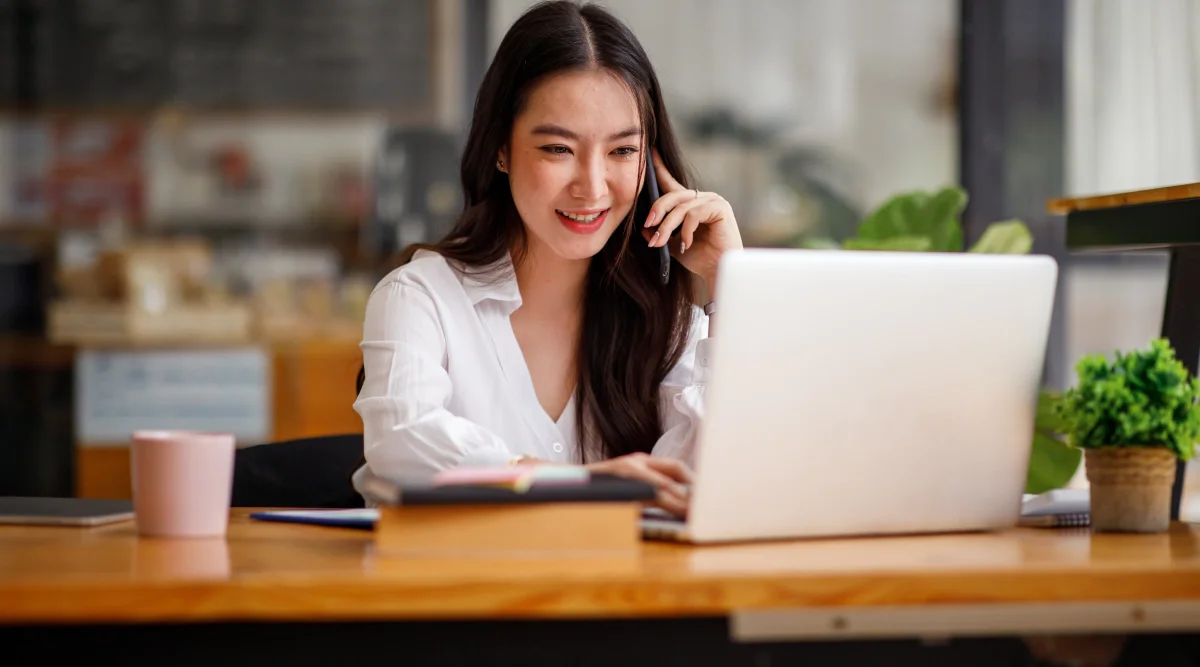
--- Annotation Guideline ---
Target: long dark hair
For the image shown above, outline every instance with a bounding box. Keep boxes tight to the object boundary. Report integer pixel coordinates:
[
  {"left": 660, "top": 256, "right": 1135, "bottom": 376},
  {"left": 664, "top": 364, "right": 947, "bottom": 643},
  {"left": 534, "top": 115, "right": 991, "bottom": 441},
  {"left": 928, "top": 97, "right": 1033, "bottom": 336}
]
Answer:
[{"left": 358, "top": 0, "right": 695, "bottom": 462}]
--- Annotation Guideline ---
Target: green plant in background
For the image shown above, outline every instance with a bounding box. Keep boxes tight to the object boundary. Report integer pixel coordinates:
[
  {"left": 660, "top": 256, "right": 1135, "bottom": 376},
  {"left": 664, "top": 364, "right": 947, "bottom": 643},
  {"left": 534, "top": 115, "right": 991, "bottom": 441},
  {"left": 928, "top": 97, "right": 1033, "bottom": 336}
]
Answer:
[
  {"left": 841, "top": 186, "right": 965, "bottom": 252},
  {"left": 1056, "top": 338, "right": 1200, "bottom": 460},
  {"left": 1027, "top": 391, "right": 1081, "bottom": 495},
  {"left": 836, "top": 185, "right": 1034, "bottom": 254},
  {"left": 813, "top": 185, "right": 1080, "bottom": 494}
]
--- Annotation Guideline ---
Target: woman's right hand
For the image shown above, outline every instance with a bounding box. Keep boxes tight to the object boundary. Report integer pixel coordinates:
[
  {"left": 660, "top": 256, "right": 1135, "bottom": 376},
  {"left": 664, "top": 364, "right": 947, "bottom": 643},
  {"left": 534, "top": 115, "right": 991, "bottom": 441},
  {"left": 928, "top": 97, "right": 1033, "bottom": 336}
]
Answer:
[{"left": 585, "top": 452, "right": 692, "bottom": 517}]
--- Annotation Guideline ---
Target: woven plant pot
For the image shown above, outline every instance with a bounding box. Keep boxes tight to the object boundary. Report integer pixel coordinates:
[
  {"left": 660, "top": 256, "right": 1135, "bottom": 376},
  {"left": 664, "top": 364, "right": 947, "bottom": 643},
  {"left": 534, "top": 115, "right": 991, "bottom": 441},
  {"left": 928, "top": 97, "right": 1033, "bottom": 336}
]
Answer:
[{"left": 1085, "top": 447, "right": 1177, "bottom": 533}]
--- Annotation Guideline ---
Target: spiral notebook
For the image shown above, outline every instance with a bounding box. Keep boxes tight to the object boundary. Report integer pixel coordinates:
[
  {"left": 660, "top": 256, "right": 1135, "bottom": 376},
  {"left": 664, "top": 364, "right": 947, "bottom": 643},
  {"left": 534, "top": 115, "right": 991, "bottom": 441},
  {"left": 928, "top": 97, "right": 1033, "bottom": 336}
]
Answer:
[
  {"left": 1018, "top": 512, "right": 1090, "bottom": 528},
  {"left": 1018, "top": 489, "right": 1090, "bottom": 528}
]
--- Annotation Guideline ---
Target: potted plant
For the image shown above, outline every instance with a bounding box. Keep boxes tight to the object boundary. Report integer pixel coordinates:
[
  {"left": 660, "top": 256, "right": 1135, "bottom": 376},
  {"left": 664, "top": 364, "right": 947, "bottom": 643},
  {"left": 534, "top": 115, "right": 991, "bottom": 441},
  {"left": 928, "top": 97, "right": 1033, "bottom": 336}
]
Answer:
[
  {"left": 1055, "top": 338, "right": 1200, "bottom": 532},
  {"left": 803, "top": 185, "right": 1083, "bottom": 494}
]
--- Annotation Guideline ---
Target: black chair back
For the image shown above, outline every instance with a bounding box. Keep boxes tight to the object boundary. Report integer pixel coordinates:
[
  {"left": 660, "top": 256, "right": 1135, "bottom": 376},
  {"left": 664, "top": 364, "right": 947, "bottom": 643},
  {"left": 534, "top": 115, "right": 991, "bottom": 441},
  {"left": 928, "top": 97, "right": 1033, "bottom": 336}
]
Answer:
[{"left": 232, "top": 433, "right": 365, "bottom": 508}]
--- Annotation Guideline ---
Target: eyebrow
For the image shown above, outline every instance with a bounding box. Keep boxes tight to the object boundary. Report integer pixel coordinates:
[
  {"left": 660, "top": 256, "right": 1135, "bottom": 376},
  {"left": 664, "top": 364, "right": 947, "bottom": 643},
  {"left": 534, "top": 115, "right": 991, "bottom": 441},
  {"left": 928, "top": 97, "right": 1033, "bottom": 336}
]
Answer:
[{"left": 530, "top": 124, "right": 642, "bottom": 142}]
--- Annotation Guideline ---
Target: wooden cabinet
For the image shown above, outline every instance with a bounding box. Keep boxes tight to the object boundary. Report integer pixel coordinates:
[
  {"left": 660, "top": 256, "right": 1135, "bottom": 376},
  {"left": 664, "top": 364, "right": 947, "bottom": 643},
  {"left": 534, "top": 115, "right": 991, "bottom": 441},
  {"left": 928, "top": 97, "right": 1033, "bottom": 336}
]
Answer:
[
  {"left": 76, "top": 339, "right": 363, "bottom": 499},
  {"left": 271, "top": 340, "right": 365, "bottom": 443}
]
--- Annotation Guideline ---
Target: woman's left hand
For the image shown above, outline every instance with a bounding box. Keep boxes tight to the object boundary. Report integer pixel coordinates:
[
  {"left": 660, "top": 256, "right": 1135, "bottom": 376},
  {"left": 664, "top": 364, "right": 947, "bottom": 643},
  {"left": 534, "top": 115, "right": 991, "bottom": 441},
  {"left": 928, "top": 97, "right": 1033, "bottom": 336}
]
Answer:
[
  {"left": 585, "top": 452, "right": 692, "bottom": 517},
  {"left": 643, "top": 149, "right": 744, "bottom": 293}
]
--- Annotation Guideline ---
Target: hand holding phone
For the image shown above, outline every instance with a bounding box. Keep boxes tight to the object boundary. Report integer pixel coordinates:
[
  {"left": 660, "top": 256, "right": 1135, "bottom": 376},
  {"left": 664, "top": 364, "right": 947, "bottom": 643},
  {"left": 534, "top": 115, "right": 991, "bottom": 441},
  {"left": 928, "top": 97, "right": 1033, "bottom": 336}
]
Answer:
[
  {"left": 637, "top": 150, "right": 744, "bottom": 295},
  {"left": 635, "top": 153, "right": 671, "bottom": 285}
]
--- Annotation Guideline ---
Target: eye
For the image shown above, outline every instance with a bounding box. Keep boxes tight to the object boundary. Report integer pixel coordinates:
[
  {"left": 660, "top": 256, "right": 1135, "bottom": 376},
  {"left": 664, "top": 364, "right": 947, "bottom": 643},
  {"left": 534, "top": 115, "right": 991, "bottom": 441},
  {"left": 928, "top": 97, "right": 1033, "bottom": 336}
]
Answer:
[
  {"left": 612, "top": 146, "right": 639, "bottom": 157},
  {"left": 539, "top": 145, "right": 571, "bottom": 155}
]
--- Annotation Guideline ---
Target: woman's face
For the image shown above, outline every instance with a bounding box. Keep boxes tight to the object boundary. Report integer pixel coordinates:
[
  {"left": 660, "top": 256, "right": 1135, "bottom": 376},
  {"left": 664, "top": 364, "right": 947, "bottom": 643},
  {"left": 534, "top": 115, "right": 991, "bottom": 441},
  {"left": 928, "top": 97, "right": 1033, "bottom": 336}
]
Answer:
[{"left": 506, "top": 68, "right": 643, "bottom": 263}]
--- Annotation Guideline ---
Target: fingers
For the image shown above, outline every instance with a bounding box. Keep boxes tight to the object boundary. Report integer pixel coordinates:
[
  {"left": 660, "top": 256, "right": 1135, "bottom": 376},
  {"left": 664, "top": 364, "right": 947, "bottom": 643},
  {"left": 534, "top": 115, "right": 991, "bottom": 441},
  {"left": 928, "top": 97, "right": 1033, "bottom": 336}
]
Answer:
[
  {"left": 643, "top": 456, "right": 693, "bottom": 485},
  {"left": 676, "top": 206, "right": 707, "bottom": 253},
  {"left": 651, "top": 197, "right": 710, "bottom": 249},
  {"left": 651, "top": 148, "right": 685, "bottom": 192},
  {"left": 645, "top": 148, "right": 726, "bottom": 252},
  {"left": 655, "top": 486, "right": 689, "bottom": 517},
  {"left": 627, "top": 464, "right": 688, "bottom": 499},
  {"left": 631, "top": 466, "right": 688, "bottom": 516},
  {"left": 644, "top": 187, "right": 696, "bottom": 233},
  {"left": 623, "top": 459, "right": 691, "bottom": 517},
  {"left": 587, "top": 454, "right": 692, "bottom": 518}
]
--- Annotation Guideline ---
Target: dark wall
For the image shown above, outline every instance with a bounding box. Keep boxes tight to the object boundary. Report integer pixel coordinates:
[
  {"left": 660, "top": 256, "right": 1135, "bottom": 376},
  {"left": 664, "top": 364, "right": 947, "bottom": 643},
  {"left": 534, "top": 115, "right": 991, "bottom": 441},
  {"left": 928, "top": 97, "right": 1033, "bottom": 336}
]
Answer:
[{"left": 959, "top": 0, "right": 1067, "bottom": 388}]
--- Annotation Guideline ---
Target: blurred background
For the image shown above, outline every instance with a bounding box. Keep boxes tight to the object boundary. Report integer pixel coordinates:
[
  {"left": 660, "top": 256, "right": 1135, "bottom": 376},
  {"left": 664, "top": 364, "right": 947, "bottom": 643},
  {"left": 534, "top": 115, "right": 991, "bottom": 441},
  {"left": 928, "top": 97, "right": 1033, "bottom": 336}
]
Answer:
[{"left": 0, "top": 0, "right": 1195, "bottom": 508}]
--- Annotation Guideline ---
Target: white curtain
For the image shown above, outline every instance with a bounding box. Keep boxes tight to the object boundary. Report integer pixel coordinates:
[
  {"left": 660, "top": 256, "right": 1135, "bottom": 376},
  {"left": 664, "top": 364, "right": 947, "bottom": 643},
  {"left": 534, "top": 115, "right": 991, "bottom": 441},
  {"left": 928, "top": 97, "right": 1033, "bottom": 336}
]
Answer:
[
  {"left": 1067, "top": 0, "right": 1200, "bottom": 195},
  {"left": 1064, "top": 1, "right": 1200, "bottom": 511}
]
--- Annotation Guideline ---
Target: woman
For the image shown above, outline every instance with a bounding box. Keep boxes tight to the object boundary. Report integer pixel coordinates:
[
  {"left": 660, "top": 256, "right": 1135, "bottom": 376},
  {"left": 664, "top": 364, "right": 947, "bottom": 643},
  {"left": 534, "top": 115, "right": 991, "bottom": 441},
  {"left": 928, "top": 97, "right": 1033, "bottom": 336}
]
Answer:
[{"left": 353, "top": 1, "right": 743, "bottom": 516}]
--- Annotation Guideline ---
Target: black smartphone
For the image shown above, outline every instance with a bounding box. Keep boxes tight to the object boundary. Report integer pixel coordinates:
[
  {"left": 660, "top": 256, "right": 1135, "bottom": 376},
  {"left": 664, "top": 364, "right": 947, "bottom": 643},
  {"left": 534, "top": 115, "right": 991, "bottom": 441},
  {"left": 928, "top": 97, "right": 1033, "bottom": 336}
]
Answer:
[{"left": 635, "top": 153, "right": 671, "bottom": 284}]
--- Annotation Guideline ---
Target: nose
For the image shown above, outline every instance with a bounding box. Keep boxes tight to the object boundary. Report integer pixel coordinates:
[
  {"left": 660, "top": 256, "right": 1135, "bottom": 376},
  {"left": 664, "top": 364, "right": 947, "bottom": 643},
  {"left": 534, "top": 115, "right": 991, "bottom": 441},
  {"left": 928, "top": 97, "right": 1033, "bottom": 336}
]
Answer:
[{"left": 570, "top": 152, "right": 608, "bottom": 202}]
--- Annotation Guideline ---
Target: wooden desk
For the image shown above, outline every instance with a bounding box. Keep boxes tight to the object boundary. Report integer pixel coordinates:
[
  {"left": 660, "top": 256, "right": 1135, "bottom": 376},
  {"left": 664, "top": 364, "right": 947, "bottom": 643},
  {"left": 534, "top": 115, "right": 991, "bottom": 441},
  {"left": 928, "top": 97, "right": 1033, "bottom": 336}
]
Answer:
[
  {"left": 2, "top": 511, "right": 1200, "bottom": 625},
  {"left": 4, "top": 512, "right": 1200, "bottom": 664}
]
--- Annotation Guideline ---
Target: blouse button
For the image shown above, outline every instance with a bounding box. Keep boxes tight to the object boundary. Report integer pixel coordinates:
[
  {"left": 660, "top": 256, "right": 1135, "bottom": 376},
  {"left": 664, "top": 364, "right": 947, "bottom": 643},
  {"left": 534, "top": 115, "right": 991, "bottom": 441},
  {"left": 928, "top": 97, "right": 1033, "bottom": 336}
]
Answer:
[{"left": 552, "top": 442, "right": 564, "bottom": 453}]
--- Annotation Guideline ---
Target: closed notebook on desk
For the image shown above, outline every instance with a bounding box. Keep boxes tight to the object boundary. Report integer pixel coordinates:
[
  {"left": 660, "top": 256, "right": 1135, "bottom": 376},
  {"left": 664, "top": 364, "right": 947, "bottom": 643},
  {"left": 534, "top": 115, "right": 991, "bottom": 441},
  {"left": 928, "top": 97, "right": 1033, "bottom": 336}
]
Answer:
[
  {"left": 359, "top": 469, "right": 656, "bottom": 505},
  {"left": 358, "top": 469, "right": 655, "bottom": 556},
  {"left": 0, "top": 497, "right": 133, "bottom": 526}
]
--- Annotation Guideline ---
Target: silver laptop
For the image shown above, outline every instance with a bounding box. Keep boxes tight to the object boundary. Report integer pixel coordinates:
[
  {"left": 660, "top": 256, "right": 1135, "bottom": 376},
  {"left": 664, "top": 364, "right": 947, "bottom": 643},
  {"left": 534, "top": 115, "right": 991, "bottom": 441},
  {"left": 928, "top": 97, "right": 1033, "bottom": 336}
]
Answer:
[{"left": 641, "top": 248, "right": 1058, "bottom": 543}]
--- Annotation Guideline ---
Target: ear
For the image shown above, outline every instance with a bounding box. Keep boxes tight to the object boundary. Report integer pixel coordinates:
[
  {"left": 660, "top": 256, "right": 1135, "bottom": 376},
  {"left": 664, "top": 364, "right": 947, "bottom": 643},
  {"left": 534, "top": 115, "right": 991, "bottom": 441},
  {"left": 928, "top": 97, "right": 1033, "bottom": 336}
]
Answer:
[{"left": 496, "top": 147, "right": 509, "bottom": 173}]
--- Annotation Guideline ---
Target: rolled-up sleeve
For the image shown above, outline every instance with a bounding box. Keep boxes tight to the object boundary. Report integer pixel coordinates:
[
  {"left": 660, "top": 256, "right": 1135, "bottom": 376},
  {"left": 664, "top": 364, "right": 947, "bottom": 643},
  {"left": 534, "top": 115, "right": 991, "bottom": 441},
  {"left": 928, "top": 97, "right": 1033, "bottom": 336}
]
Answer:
[
  {"left": 650, "top": 308, "right": 710, "bottom": 468},
  {"left": 353, "top": 279, "right": 514, "bottom": 484}
]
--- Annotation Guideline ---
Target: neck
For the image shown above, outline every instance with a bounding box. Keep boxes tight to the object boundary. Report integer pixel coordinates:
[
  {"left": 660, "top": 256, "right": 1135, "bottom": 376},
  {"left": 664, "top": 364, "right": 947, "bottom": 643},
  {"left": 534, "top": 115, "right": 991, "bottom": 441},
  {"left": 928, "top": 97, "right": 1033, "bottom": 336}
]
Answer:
[{"left": 514, "top": 240, "right": 589, "bottom": 314}]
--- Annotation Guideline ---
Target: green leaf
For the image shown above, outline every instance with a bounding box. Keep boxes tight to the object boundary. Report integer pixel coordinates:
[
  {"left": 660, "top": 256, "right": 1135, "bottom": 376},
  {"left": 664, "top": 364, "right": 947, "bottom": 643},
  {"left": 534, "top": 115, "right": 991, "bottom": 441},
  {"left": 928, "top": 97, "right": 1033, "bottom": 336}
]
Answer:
[
  {"left": 923, "top": 187, "right": 968, "bottom": 251},
  {"left": 969, "top": 220, "right": 1034, "bottom": 254},
  {"left": 856, "top": 186, "right": 967, "bottom": 252},
  {"left": 1027, "top": 391, "right": 1081, "bottom": 494},
  {"left": 1026, "top": 432, "right": 1082, "bottom": 494},
  {"left": 1036, "top": 390, "right": 1067, "bottom": 434},
  {"left": 856, "top": 191, "right": 927, "bottom": 241},
  {"left": 842, "top": 236, "right": 932, "bottom": 251},
  {"left": 798, "top": 237, "right": 842, "bottom": 250}
]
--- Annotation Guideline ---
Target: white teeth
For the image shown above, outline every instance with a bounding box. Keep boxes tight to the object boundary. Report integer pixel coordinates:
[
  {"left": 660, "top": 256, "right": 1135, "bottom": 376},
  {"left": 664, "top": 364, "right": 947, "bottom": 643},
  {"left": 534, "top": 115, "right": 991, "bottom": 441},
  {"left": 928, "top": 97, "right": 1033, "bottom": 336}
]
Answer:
[{"left": 558, "top": 210, "right": 602, "bottom": 223}]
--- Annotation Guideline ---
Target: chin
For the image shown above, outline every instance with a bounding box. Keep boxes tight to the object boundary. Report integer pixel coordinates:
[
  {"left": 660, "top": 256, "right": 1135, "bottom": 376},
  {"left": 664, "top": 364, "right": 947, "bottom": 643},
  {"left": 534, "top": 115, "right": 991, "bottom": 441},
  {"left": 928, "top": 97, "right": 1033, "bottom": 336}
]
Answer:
[
  {"left": 549, "top": 235, "right": 610, "bottom": 261},
  {"left": 536, "top": 221, "right": 623, "bottom": 261},
  {"left": 524, "top": 208, "right": 630, "bottom": 263}
]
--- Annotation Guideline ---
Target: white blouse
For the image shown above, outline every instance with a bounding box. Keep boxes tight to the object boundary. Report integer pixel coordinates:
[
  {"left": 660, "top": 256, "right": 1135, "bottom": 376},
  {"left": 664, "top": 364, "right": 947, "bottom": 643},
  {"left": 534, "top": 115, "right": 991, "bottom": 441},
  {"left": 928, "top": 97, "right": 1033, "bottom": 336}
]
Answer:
[{"left": 352, "top": 249, "right": 709, "bottom": 492}]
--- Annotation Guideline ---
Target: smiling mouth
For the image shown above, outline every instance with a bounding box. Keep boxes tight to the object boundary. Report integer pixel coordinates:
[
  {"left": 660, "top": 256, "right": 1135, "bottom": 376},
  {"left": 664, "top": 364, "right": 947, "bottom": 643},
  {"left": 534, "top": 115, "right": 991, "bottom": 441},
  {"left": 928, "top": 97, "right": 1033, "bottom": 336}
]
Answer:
[
  {"left": 557, "top": 209, "right": 604, "bottom": 223},
  {"left": 556, "top": 209, "right": 608, "bottom": 233}
]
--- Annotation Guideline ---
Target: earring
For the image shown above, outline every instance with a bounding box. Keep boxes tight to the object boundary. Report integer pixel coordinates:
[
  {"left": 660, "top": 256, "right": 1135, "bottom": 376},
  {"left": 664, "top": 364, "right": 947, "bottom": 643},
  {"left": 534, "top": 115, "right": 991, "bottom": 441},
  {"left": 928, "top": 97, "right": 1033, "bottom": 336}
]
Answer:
[{"left": 496, "top": 159, "right": 505, "bottom": 172}]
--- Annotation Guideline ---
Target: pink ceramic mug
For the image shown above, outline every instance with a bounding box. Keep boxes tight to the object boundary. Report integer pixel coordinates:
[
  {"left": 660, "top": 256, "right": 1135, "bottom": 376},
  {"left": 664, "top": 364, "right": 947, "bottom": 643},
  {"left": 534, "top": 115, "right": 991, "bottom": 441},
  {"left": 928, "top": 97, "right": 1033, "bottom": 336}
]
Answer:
[{"left": 130, "top": 430, "right": 236, "bottom": 538}]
